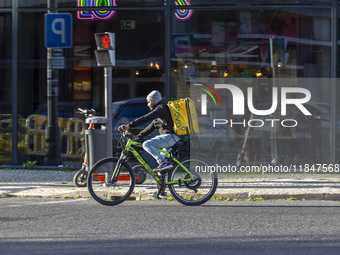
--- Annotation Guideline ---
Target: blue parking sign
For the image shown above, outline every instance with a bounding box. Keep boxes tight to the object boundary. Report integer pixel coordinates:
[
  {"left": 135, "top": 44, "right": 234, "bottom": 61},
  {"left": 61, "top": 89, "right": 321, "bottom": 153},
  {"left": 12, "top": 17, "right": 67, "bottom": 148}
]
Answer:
[{"left": 45, "top": 13, "right": 72, "bottom": 48}]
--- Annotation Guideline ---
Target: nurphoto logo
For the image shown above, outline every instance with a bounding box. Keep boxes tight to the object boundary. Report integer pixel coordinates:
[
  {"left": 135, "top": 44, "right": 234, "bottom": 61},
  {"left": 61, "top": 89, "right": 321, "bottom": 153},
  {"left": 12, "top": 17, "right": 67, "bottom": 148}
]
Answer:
[{"left": 194, "top": 83, "right": 312, "bottom": 128}]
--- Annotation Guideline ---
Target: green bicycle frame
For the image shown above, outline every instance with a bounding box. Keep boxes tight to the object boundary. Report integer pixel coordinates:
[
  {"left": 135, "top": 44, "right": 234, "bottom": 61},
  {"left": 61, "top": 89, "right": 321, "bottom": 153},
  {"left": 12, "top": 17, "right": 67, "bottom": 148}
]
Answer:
[{"left": 120, "top": 138, "right": 195, "bottom": 185}]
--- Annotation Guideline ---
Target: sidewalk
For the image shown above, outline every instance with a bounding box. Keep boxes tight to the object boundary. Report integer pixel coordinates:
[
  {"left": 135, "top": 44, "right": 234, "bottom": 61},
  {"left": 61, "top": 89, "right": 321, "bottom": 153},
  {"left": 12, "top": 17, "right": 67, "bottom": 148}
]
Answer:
[{"left": 1, "top": 169, "right": 340, "bottom": 201}]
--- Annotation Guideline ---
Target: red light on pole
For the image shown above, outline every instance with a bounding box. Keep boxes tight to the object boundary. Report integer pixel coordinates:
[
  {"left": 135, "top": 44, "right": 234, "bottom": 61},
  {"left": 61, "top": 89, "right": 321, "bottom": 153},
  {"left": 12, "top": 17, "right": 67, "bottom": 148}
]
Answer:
[
  {"left": 102, "top": 34, "right": 110, "bottom": 49},
  {"left": 94, "top": 32, "right": 115, "bottom": 50}
]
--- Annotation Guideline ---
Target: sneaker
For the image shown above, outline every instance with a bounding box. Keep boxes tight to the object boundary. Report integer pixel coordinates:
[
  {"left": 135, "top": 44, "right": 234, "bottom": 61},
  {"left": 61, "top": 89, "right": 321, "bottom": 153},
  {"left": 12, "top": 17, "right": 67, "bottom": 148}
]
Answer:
[
  {"left": 153, "top": 161, "right": 173, "bottom": 172},
  {"left": 149, "top": 191, "right": 168, "bottom": 199}
]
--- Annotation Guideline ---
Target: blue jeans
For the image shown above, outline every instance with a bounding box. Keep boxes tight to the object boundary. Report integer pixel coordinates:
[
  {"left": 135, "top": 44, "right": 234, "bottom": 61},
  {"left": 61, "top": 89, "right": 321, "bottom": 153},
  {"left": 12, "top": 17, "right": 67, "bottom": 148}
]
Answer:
[{"left": 143, "top": 134, "right": 180, "bottom": 164}]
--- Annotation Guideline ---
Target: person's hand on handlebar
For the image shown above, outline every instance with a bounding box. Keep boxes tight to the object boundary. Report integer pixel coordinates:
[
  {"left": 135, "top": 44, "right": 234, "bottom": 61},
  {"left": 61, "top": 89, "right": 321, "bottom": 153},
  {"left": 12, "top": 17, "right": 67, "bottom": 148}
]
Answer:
[
  {"left": 118, "top": 124, "right": 129, "bottom": 132},
  {"left": 118, "top": 125, "right": 139, "bottom": 140},
  {"left": 131, "top": 135, "right": 139, "bottom": 141}
]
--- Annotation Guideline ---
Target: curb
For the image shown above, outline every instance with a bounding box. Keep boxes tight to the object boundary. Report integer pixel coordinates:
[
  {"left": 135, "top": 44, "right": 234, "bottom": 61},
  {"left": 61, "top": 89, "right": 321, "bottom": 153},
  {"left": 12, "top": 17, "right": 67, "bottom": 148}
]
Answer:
[{"left": 2, "top": 188, "right": 340, "bottom": 201}]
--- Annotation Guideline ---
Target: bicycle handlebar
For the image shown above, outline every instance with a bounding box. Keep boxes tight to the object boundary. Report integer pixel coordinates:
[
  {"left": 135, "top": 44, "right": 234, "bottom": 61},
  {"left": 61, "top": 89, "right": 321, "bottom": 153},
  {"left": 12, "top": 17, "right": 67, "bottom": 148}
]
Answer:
[
  {"left": 117, "top": 130, "right": 136, "bottom": 149},
  {"left": 77, "top": 108, "right": 96, "bottom": 118},
  {"left": 121, "top": 130, "right": 135, "bottom": 140}
]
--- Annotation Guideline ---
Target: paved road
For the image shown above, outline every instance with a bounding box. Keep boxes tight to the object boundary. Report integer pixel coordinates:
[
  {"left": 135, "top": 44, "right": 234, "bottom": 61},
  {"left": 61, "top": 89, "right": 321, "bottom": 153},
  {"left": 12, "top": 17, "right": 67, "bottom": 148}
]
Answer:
[{"left": 0, "top": 198, "right": 339, "bottom": 255}]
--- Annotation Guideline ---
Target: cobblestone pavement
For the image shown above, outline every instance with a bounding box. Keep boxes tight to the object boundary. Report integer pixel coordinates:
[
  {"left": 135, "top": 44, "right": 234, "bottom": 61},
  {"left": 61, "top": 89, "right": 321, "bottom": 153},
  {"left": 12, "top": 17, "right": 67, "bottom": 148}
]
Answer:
[{"left": 1, "top": 169, "right": 340, "bottom": 201}]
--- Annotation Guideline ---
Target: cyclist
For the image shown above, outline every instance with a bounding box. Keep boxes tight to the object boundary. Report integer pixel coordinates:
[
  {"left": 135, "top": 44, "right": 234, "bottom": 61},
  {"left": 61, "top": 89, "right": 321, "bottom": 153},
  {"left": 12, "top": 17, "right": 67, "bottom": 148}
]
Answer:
[{"left": 118, "top": 90, "right": 180, "bottom": 172}]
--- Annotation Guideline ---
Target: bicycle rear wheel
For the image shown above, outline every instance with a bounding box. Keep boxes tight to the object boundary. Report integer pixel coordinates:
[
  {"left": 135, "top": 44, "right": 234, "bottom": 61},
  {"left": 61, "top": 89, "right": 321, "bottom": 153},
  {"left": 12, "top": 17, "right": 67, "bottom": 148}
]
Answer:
[
  {"left": 73, "top": 168, "right": 88, "bottom": 187},
  {"left": 168, "top": 158, "right": 218, "bottom": 206},
  {"left": 87, "top": 157, "right": 135, "bottom": 206}
]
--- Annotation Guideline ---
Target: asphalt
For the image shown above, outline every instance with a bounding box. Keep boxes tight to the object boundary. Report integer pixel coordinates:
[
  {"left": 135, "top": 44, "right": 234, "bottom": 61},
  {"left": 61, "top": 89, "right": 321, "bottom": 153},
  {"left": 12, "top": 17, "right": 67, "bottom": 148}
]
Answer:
[{"left": 1, "top": 169, "right": 340, "bottom": 201}]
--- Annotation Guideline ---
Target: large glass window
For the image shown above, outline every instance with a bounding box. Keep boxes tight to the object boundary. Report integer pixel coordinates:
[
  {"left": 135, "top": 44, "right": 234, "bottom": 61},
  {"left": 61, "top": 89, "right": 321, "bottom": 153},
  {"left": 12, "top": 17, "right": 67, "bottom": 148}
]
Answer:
[
  {"left": 3, "top": 1, "right": 339, "bottom": 166},
  {"left": 172, "top": 8, "right": 333, "bottom": 165}
]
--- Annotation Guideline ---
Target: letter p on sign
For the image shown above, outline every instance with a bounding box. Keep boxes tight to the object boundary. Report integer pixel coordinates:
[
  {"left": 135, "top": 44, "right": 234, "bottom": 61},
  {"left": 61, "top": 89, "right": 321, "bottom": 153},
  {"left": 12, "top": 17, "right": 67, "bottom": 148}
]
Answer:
[{"left": 45, "top": 13, "right": 72, "bottom": 48}]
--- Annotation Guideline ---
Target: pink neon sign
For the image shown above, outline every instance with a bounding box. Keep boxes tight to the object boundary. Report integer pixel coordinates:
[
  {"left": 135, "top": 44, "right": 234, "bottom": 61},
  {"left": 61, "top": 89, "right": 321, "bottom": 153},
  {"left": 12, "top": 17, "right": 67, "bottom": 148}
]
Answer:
[
  {"left": 77, "top": 0, "right": 117, "bottom": 20},
  {"left": 174, "top": 0, "right": 193, "bottom": 21}
]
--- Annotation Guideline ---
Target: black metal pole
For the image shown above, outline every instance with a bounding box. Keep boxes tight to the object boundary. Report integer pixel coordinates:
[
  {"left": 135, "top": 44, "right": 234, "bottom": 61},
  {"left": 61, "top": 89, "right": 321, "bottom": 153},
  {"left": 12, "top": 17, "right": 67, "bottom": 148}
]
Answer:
[
  {"left": 165, "top": 0, "right": 171, "bottom": 100},
  {"left": 104, "top": 67, "right": 113, "bottom": 157},
  {"left": 45, "top": 0, "right": 62, "bottom": 165},
  {"left": 11, "top": 0, "right": 18, "bottom": 164}
]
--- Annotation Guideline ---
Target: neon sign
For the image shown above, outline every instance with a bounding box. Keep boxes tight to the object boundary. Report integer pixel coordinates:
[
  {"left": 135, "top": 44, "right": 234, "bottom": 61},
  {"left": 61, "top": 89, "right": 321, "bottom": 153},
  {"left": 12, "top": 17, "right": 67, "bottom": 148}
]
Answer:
[
  {"left": 77, "top": 0, "right": 192, "bottom": 21},
  {"left": 174, "top": 0, "right": 193, "bottom": 21},
  {"left": 77, "top": 0, "right": 117, "bottom": 20}
]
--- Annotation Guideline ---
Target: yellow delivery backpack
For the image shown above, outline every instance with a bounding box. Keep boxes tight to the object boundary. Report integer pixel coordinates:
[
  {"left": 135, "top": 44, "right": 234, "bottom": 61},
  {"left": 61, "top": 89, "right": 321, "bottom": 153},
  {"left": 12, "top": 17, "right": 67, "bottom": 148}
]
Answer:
[{"left": 168, "top": 98, "right": 200, "bottom": 136}]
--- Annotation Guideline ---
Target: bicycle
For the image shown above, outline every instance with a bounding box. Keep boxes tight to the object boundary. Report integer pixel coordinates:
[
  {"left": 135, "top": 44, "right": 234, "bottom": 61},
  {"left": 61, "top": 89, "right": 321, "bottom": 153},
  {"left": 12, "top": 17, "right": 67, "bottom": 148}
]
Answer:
[{"left": 87, "top": 130, "right": 218, "bottom": 206}]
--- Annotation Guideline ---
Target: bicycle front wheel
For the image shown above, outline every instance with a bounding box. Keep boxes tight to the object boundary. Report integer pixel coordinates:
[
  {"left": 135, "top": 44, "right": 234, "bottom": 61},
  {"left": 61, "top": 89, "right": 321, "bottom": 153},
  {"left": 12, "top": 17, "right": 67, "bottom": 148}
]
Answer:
[
  {"left": 168, "top": 158, "right": 218, "bottom": 206},
  {"left": 87, "top": 157, "right": 135, "bottom": 206}
]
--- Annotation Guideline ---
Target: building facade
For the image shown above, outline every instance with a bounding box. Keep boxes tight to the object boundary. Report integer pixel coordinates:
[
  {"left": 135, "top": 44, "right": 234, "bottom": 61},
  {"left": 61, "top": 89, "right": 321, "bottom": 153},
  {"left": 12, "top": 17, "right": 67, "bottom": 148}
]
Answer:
[{"left": 0, "top": 0, "right": 339, "bottom": 166}]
